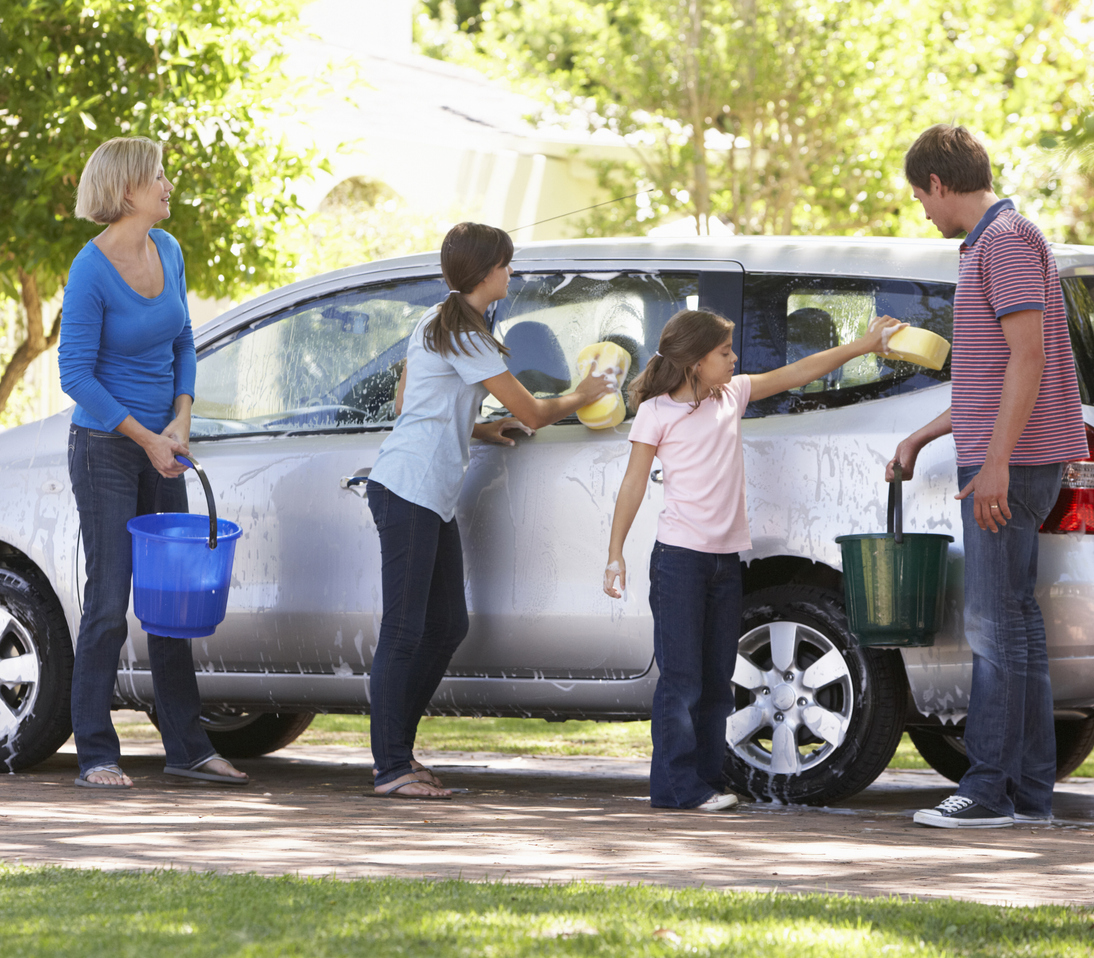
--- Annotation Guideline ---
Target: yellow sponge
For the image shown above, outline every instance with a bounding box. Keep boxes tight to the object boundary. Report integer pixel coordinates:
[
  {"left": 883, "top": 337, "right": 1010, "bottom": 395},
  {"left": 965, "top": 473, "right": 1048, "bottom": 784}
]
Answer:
[
  {"left": 886, "top": 327, "right": 951, "bottom": 371},
  {"left": 575, "top": 341, "right": 632, "bottom": 429}
]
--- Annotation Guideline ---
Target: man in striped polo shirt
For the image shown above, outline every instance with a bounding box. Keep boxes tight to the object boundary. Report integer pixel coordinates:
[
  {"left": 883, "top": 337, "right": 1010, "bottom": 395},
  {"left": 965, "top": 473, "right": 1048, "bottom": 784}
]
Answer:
[{"left": 888, "top": 124, "right": 1087, "bottom": 828}]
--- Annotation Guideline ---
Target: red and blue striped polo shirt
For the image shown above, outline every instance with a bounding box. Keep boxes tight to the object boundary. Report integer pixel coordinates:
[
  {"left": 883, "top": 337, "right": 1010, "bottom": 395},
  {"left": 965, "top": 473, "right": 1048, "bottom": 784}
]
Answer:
[{"left": 951, "top": 199, "right": 1086, "bottom": 466}]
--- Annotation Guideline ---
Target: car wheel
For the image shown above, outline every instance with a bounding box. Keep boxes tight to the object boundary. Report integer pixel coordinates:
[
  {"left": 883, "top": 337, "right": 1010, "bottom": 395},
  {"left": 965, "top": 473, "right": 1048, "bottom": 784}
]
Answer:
[
  {"left": 0, "top": 564, "right": 74, "bottom": 771},
  {"left": 150, "top": 708, "right": 315, "bottom": 758},
  {"left": 723, "top": 585, "right": 907, "bottom": 805},
  {"left": 908, "top": 715, "right": 1094, "bottom": 783}
]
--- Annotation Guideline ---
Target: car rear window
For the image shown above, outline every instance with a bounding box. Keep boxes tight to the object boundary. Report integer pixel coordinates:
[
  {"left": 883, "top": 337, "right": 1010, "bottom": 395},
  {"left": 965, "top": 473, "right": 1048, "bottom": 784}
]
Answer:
[
  {"left": 1062, "top": 276, "right": 1094, "bottom": 405},
  {"left": 741, "top": 274, "right": 955, "bottom": 418}
]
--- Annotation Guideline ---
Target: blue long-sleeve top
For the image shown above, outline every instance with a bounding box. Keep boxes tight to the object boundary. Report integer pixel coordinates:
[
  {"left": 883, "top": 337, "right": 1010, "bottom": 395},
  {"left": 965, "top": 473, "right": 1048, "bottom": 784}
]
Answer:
[{"left": 59, "top": 229, "right": 196, "bottom": 434}]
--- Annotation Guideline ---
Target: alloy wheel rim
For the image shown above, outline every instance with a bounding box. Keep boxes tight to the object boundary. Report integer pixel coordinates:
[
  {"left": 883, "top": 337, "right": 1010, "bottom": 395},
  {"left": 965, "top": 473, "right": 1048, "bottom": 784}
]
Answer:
[
  {"left": 727, "top": 619, "right": 855, "bottom": 776},
  {"left": 0, "top": 607, "right": 42, "bottom": 740}
]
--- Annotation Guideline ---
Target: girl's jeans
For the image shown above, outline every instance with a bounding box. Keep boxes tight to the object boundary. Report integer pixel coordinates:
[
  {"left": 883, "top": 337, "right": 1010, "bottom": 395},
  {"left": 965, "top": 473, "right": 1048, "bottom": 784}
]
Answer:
[
  {"left": 68, "top": 425, "right": 216, "bottom": 776},
  {"left": 366, "top": 480, "right": 469, "bottom": 787},
  {"left": 648, "top": 541, "right": 742, "bottom": 808},
  {"left": 956, "top": 462, "right": 1063, "bottom": 819}
]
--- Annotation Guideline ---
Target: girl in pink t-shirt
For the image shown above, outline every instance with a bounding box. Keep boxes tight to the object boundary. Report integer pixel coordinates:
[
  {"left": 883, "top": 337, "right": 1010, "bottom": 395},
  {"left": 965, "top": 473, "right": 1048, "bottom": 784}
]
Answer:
[{"left": 604, "top": 308, "right": 902, "bottom": 811}]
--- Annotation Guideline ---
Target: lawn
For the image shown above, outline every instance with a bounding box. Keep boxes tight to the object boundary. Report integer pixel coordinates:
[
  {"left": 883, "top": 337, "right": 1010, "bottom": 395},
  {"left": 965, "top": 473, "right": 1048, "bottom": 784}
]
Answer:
[
  {"left": 2, "top": 868, "right": 1092, "bottom": 958},
  {"left": 115, "top": 713, "right": 1094, "bottom": 779}
]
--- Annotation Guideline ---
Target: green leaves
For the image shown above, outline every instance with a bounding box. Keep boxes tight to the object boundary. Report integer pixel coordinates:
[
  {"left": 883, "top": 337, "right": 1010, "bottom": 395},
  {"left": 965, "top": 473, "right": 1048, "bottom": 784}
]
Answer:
[{"left": 0, "top": 0, "right": 319, "bottom": 302}]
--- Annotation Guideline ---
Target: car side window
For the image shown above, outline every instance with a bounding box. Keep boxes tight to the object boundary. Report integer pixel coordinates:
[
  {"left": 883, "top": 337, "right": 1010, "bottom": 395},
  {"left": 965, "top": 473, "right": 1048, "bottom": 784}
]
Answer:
[
  {"left": 742, "top": 274, "right": 955, "bottom": 418},
  {"left": 481, "top": 271, "right": 700, "bottom": 420},
  {"left": 191, "top": 278, "right": 447, "bottom": 437},
  {"left": 1062, "top": 277, "right": 1094, "bottom": 405}
]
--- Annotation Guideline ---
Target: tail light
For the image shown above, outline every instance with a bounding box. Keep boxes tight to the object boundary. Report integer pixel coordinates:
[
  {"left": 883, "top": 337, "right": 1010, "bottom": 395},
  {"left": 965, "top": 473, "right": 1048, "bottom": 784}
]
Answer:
[{"left": 1040, "top": 423, "right": 1094, "bottom": 534}]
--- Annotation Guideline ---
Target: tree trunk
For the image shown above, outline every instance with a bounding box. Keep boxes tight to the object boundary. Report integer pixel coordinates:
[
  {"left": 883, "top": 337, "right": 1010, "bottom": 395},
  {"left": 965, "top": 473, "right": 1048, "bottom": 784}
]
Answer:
[
  {"left": 0, "top": 268, "right": 61, "bottom": 415},
  {"left": 685, "top": 0, "right": 711, "bottom": 234}
]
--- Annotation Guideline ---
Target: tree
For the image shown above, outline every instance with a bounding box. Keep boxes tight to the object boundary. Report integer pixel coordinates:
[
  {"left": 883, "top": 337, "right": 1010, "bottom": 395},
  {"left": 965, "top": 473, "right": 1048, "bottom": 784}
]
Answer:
[
  {"left": 0, "top": 0, "right": 325, "bottom": 416},
  {"left": 420, "top": 0, "right": 1094, "bottom": 241}
]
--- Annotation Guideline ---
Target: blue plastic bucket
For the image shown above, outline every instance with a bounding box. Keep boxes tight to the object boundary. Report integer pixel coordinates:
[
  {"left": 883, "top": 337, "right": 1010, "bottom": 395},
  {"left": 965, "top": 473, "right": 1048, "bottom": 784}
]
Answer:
[{"left": 126, "top": 456, "right": 241, "bottom": 639}]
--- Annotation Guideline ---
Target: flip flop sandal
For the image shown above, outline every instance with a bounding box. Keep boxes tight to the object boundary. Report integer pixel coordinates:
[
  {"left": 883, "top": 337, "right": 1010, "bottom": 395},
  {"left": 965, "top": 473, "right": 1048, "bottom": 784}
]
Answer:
[
  {"left": 373, "top": 775, "right": 452, "bottom": 800},
  {"left": 373, "top": 761, "right": 443, "bottom": 787},
  {"left": 163, "top": 754, "right": 250, "bottom": 786},
  {"left": 74, "top": 763, "right": 132, "bottom": 789}
]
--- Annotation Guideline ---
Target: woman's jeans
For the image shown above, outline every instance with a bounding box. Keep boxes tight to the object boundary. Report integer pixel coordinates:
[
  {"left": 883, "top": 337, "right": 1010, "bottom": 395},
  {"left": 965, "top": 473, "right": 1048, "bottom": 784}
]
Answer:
[
  {"left": 68, "top": 426, "right": 216, "bottom": 775},
  {"left": 957, "top": 462, "right": 1063, "bottom": 819},
  {"left": 648, "top": 541, "right": 741, "bottom": 808},
  {"left": 366, "top": 480, "right": 469, "bottom": 787}
]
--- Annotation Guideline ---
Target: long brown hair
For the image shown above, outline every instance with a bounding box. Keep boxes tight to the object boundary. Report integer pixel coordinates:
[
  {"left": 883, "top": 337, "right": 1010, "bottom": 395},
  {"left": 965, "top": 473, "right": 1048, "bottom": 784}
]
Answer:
[
  {"left": 423, "top": 222, "right": 513, "bottom": 358},
  {"left": 628, "top": 309, "right": 735, "bottom": 411}
]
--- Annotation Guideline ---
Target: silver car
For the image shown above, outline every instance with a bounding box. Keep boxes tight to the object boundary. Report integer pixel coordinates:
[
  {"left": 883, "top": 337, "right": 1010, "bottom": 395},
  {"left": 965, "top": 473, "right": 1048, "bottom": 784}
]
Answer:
[{"left": 3, "top": 236, "right": 1093, "bottom": 803}]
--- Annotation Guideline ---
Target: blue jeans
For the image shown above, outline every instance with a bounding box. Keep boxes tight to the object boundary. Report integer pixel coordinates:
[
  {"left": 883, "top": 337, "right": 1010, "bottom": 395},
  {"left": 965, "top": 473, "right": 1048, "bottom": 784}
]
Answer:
[
  {"left": 957, "top": 462, "right": 1063, "bottom": 818},
  {"left": 366, "top": 480, "right": 469, "bottom": 787},
  {"left": 648, "top": 541, "right": 741, "bottom": 808},
  {"left": 68, "top": 426, "right": 216, "bottom": 775}
]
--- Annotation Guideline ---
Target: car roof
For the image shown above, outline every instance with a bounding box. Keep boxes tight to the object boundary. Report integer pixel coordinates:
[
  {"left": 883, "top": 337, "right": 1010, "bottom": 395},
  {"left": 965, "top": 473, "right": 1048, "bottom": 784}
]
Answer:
[{"left": 197, "top": 235, "right": 1094, "bottom": 345}]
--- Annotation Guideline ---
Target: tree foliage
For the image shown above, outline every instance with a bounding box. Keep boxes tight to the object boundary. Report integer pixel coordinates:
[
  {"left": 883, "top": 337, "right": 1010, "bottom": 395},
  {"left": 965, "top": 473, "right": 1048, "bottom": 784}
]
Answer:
[
  {"left": 419, "top": 0, "right": 1094, "bottom": 242},
  {"left": 0, "top": 0, "right": 325, "bottom": 415}
]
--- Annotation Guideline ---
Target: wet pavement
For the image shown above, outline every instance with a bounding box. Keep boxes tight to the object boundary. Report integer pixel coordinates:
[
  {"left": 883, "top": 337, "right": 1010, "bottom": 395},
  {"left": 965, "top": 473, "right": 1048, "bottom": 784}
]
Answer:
[{"left": 2, "top": 737, "right": 1092, "bottom": 907}]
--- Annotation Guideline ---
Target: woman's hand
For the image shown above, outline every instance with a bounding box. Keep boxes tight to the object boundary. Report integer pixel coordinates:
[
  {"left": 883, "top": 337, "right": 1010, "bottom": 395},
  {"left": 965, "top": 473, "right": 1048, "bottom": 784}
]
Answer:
[
  {"left": 857, "top": 315, "right": 907, "bottom": 355},
  {"left": 143, "top": 431, "right": 190, "bottom": 478},
  {"left": 573, "top": 366, "right": 616, "bottom": 407},
  {"left": 162, "top": 412, "right": 191, "bottom": 452},
  {"left": 472, "top": 417, "right": 536, "bottom": 446},
  {"left": 604, "top": 554, "right": 626, "bottom": 598}
]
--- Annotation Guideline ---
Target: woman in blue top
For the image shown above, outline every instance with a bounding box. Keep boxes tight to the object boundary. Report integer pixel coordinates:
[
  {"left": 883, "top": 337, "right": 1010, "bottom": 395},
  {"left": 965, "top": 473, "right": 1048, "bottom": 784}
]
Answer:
[
  {"left": 367, "top": 222, "right": 613, "bottom": 798},
  {"left": 58, "top": 137, "right": 247, "bottom": 789}
]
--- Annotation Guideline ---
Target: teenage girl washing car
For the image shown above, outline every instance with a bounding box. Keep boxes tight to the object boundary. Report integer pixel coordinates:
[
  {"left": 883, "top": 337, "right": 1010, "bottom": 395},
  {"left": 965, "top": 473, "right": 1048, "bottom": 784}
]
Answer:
[
  {"left": 366, "top": 222, "right": 614, "bottom": 799},
  {"left": 603, "top": 308, "right": 904, "bottom": 811}
]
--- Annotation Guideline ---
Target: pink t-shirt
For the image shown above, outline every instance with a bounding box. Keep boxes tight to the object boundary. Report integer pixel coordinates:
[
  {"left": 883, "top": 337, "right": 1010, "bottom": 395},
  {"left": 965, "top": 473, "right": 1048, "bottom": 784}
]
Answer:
[{"left": 628, "top": 375, "right": 753, "bottom": 554}]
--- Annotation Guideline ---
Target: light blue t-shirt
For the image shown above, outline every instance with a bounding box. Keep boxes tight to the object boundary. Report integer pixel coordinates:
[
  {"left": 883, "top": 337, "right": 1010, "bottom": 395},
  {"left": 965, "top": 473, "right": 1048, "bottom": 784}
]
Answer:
[
  {"left": 58, "top": 229, "right": 196, "bottom": 434},
  {"left": 370, "top": 307, "right": 508, "bottom": 521}
]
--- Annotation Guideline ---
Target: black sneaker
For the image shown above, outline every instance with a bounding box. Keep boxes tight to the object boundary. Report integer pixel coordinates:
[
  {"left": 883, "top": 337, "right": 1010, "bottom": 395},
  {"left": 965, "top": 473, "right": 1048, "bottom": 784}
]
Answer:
[{"left": 913, "top": 795, "right": 1013, "bottom": 828}]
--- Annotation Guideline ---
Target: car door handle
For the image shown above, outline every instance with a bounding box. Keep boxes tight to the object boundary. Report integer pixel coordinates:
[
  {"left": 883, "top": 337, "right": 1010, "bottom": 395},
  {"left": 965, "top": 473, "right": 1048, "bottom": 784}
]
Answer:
[
  {"left": 340, "top": 469, "right": 370, "bottom": 497},
  {"left": 650, "top": 469, "right": 663, "bottom": 484}
]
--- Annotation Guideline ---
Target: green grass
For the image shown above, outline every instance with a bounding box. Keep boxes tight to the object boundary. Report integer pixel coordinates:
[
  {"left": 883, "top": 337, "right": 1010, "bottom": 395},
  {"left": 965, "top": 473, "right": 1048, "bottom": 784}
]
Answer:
[
  {"left": 2, "top": 868, "right": 1092, "bottom": 958},
  {"left": 118, "top": 714, "right": 1094, "bottom": 778}
]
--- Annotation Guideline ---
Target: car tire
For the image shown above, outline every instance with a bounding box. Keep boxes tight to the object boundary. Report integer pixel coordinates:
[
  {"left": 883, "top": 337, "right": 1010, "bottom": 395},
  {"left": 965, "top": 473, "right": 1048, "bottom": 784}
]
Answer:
[
  {"left": 908, "top": 715, "right": 1094, "bottom": 783},
  {"left": 0, "top": 563, "right": 74, "bottom": 771},
  {"left": 723, "top": 585, "right": 907, "bottom": 805},
  {"left": 149, "top": 708, "right": 316, "bottom": 758}
]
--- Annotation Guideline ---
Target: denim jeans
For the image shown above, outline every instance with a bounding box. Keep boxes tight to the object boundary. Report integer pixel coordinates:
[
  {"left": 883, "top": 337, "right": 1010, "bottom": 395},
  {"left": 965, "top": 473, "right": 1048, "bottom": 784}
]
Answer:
[
  {"left": 366, "top": 480, "right": 469, "bottom": 787},
  {"left": 648, "top": 541, "right": 742, "bottom": 808},
  {"left": 68, "top": 425, "right": 216, "bottom": 775},
  {"left": 957, "top": 462, "right": 1063, "bottom": 818}
]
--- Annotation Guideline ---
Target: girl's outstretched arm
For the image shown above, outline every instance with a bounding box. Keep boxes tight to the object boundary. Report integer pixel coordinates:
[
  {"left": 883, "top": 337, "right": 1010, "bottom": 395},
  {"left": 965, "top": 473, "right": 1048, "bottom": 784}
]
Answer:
[
  {"left": 748, "top": 315, "right": 907, "bottom": 402},
  {"left": 483, "top": 368, "right": 613, "bottom": 430},
  {"left": 604, "top": 441, "right": 658, "bottom": 598}
]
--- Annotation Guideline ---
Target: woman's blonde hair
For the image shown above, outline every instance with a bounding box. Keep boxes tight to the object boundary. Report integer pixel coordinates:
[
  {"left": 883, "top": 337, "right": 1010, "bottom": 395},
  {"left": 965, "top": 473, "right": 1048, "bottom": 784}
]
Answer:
[
  {"left": 74, "top": 136, "right": 163, "bottom": 224},
  {"left": 628, "top": 309, "right": 735, "bottom": 411},
  {"left": 424, "top": 222, "right": 512, "bottom": 358}
]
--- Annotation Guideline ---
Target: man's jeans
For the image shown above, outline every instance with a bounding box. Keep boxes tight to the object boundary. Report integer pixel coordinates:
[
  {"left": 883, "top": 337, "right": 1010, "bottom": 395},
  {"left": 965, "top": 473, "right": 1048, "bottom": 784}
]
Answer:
[
  {"left": 367, "top": 480, "right": 469, "bottom": 787},
  {"left": 957, "top": 462, "right": 1063, "bottom": 818},
  {"left": 648, "top": 541, "right": 741, "bottom": 808},
  {"left": 68, "top": 426, "right": 216, "bottom": 776}
]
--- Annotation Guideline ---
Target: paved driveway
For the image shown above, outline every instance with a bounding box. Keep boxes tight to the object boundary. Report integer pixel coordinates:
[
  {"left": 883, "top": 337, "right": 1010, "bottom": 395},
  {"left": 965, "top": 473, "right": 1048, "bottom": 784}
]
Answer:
[{"left": 2, "top": 737, "right": 1091, "bottom": 908}]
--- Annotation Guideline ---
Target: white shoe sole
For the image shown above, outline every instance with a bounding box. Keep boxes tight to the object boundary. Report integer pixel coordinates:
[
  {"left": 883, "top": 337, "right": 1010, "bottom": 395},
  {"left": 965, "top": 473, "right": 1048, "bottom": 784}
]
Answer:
[
  {"left": 696, "top": 793, "right": 739, "bottom": 812},
  {"left": 913, "top": 809, "right": 1013, "bottom": 828}
]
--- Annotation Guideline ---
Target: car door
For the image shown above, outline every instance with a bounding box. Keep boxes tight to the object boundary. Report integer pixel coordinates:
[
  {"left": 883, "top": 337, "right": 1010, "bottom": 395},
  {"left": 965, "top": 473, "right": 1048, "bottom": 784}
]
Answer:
[
  {"left": 122, "top": 274, "right": 447, "bottom": 679},
  {"left": 448, "top": 264, "right": 743, "bottom": 678}
]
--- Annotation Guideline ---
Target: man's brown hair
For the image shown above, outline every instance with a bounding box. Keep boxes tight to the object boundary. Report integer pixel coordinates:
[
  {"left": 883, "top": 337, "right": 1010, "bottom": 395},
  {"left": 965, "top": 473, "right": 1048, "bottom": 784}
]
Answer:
[{"left": 904, "top": 124, "right": 993, "bottom": 194}]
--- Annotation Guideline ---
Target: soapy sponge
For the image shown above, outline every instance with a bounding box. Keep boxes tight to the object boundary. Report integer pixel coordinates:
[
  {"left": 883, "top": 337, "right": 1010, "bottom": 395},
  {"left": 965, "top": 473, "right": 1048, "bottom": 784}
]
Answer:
[
  {"left": 575, "top": 341, "right": 632, "bottom": 429},
  {"left": 885, "top": 327, "right": 951, "bottom": 371}
]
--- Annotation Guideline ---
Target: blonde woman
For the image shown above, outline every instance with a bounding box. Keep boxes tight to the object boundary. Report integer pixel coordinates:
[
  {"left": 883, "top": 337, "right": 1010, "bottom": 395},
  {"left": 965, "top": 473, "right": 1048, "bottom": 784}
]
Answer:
[{"left": 58, "top": 136, "right": 247, "bottom": 788}]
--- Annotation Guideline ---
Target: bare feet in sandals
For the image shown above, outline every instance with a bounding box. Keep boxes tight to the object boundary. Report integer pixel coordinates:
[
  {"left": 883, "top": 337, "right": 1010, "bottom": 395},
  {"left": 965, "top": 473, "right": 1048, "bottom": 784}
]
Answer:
[
  {"left": 372, "top": 760, "right": 444, "bottom": 788},
  {"left": 374, "top": 770, "right": 452, "bottom": 799}
]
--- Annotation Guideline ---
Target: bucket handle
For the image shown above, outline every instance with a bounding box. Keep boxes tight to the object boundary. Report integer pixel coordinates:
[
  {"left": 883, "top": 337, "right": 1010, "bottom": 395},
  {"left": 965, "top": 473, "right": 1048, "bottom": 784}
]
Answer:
[
  {"left": 887, "top": 463, "right": 903, "bottom": 545},
  {"left": 175, "top": 454, "right": 218, "bottom": 549}
]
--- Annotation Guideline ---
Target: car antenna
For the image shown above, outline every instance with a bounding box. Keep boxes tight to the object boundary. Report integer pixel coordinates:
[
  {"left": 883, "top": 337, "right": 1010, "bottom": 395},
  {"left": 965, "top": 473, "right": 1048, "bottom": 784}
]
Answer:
[{"left": 506, "top": 192, "right": 641, "bottom": 234}]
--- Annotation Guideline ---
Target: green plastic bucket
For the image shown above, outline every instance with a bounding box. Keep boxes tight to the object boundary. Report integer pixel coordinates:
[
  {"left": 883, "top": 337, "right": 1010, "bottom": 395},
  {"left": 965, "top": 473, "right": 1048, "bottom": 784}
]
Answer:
[{"left": 835, "top": 466, "right": 953, "bottom": 648}]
